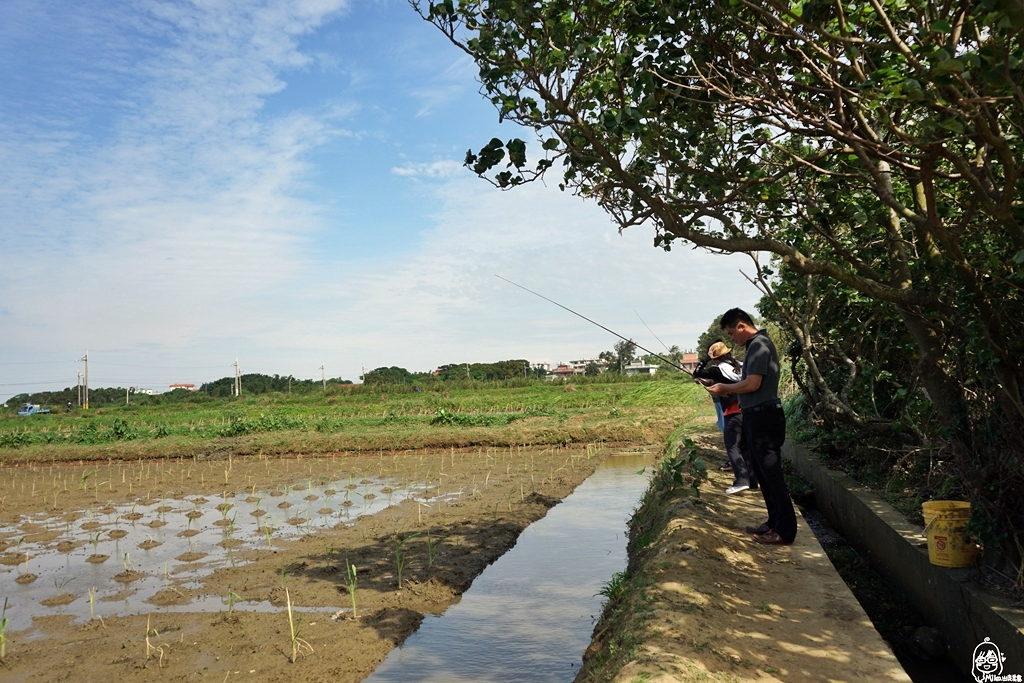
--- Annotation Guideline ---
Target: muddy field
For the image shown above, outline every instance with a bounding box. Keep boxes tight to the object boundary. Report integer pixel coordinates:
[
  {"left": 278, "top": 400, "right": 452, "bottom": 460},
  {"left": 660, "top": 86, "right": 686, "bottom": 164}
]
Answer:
[{"left": 0, "top": 443, "right": 621, "bottom": 682}]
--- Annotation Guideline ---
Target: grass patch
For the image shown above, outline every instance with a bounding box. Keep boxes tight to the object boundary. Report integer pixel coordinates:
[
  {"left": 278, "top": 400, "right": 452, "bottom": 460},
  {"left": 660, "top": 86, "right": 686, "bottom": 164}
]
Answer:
[
  {"left": 578, "top": 424, "right": 713, "bottom": 682},
  {"left": 1, "top": 379, "right": 712, "bottom": 463}
]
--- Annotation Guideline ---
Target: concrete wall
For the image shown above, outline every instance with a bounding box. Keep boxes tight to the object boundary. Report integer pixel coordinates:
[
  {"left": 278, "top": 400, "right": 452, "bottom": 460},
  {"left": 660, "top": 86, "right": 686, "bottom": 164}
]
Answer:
[{"left": 783, "top": 440, "right": 1024, "bottom": 679}]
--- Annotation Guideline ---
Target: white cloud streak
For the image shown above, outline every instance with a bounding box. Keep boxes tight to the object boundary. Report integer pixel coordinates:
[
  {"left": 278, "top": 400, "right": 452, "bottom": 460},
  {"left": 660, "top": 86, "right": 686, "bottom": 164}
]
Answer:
[
  {"left": 0, "top": 0, "right": 350, "bottom": 359},
  {"left": 285, "top": 171, "right": 761, "bottom": 375},
  {"left": 0, "top": 1, "right": 760, "bottom": 398}
]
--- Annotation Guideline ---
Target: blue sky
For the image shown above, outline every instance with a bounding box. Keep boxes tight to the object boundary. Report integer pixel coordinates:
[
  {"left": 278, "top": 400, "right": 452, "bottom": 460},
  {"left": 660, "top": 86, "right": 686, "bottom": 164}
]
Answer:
[{"left": 0, "top": 0, "right": 759, "bottom": 401}]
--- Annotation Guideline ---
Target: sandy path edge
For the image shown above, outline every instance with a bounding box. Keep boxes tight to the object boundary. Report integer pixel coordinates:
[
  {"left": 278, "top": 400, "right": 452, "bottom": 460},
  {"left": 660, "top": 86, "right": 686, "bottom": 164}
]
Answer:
[{"left": 576, "top": 432, "right": 912, "bottom": 683}]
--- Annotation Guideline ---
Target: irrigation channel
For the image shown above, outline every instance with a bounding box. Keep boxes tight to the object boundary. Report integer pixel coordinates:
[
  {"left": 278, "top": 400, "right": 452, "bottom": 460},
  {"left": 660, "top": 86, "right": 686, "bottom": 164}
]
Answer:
[
  {"left": 365, "top": 451, "right": 654, "bottom": 683},
  {"left": 0, "top": 474, "right": 451, "bottom": 633}
]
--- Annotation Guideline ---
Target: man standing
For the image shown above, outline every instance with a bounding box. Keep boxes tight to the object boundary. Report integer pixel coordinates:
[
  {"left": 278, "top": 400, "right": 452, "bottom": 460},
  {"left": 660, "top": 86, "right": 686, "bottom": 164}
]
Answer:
[{"left": 706, "top": 309, "right": 797, "bottom": 545}]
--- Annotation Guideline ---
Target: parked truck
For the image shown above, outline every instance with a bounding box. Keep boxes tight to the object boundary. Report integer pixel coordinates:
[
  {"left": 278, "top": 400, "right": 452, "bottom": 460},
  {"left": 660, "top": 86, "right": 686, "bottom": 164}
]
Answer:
[{"left": 17, "top": 403, "right": 51, "bottom": 416}]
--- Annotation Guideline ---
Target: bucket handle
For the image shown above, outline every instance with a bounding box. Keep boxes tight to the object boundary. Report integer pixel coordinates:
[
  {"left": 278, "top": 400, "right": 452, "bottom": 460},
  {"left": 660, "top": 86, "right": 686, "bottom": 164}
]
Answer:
[{"left": 923, "top": 515, "right": 938, "bottom": 534}]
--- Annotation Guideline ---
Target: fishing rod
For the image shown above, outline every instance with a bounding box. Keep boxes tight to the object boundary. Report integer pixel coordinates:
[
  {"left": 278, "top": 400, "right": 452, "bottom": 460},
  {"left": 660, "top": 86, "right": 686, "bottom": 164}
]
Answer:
[{"left": 495, "top": 275, "right": 692, "bottom": 376}]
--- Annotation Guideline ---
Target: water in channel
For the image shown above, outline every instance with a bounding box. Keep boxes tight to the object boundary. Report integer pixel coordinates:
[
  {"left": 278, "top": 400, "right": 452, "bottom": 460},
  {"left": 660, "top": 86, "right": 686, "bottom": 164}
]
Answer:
[{"left": 365, "top": 451, "right": 654, "bottom": 683}]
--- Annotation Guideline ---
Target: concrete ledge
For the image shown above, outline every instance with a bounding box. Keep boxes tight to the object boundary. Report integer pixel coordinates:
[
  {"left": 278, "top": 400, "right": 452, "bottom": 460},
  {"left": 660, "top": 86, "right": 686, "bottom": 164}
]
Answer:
[{"left": 783, "top": 440, "right": 1024, "bottom": 679}]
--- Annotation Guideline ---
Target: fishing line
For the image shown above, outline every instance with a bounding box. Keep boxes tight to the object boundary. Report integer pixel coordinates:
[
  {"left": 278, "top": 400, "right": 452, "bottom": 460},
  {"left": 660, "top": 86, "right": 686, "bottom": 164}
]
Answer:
[
  {"left": 495, "top": 275, "right": 692, "bottom": 375},
  {"left": 633, "top": 309, "right": 672, "bottom": 355}
]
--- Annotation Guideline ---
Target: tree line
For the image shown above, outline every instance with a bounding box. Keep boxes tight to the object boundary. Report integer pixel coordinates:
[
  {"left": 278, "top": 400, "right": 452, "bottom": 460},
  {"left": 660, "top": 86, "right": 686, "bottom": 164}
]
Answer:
[
  {"left": 361, "top": 359, "right": 536, "bottom": 384},
  {"left": 4, "top": 373, "right": 356, "bottom": 408},
  {"left": 201, "top": 374, "right": 353, "bottom": 397},
  {"left": 419, "top": 0, "right": 1024, "bottom": 569}
]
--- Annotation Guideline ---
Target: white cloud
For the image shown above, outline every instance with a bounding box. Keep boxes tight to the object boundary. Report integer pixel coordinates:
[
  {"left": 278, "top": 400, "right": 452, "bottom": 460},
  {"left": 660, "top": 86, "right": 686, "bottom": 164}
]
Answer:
[
  {"left": 278, "top": 169, "right": 761, "bottom": 375},
  {"left": 0, "top": 0, "right": 350, "bottom": 360},
  {"left": 0, "top": 1, "right": 761, "bottom": 398},
  {"left": 391, "top": 159, "right": 464, "bottom": 178}
]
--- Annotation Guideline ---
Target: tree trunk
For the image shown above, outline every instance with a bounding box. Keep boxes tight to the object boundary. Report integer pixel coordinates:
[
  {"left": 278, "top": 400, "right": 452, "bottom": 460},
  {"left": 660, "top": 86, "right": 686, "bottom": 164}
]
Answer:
[{"left": 894, "top": 305, "right": 973, "bottom": 452}]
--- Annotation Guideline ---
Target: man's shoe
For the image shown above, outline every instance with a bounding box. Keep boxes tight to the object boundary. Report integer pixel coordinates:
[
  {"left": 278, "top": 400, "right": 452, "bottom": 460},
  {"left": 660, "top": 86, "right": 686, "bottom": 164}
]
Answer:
[
  {"left": 725, "top": 484, "right": 750, "bottom": 495},
  {"left": 753, "top": 530, "right": 793, "bottom": 545},
  {"left": 745, "top": 523, "right": 770, "bottom": 535},
  {"left": 718, "top": 461, "right": 732, "bottom": 471}
]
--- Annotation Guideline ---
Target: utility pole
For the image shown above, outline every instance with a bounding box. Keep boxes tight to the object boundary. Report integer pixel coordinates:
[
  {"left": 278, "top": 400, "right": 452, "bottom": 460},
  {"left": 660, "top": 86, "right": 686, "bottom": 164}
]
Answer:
[
  {"left": 77, "top": 371, "right": 82, "bottom": 407},
  {"left": 79, "top": 351, "right": 89, "bottom": 409},
  {"left": 233, "top": 359, "right": 241, "bottom": 397},
  {"left": 126, "top": 387, "right": 130, "bottom": 405},
  {"left": 320, "top": 364, "right": 326, "bottom": 392}
]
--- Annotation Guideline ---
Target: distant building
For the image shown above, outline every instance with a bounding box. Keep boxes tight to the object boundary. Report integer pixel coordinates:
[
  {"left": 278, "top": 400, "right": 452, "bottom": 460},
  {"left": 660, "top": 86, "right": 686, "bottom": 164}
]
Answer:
[
  {"left": 136, "top": 388, "right": 155, "bottom": 395},
  {"left": 169, "top": 383, "right": 198, "bottom": 391},
  {"left": 624, "top": 360, "right": 659, "bottom": 376},
  {"left": 679, "top": 353, "right": 699, "bottom": 373},
  {"left": 550, "top": 364, "right": 577, "bottom": 378},
  {"left": 531, "top": 362, "right": 551, "bottom": 373},
  {"left": 567, "top": 358, "right": 607, "bottom": 374}
]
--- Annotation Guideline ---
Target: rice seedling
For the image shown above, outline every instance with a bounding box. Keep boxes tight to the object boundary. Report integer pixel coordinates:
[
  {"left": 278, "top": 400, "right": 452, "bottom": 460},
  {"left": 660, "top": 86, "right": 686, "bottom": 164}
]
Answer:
[
  {"left": 426, "top": 530, "right": 442, "bottom": 570},
  {"left": 226, "top": 585, "right": 240, "bottom": 615},
  {"left": 345, "top": 562, "right": 358, "bottom": 618},
  {"left": 278, "top": 560, "right": 301, "bottom": 587},
  {"left": 88, "top": 586, "right": 98, "bottom": 620},
  {"left": 53, "top": 575, "right": 75, "bottom": 597},
  {"left": 263, "top": 522, "right": 275, "bottom": 550},
  {"left": 285, "top": 588, "right": 313, "bottom": 663},
  {"left": 0, "top": 597, "right": 8, "bottom": 659},
  {"left": 394, "top": 533, "right": 420, "bottom": 590},
  {"left": 144, "top": 614, "right": 166, "bottom": 664}
]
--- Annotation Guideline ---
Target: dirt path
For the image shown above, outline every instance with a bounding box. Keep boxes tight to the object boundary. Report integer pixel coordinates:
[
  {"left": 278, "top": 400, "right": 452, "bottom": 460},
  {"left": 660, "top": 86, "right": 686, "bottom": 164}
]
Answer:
[
  {"left": 0, "top": 444, "right": 614, "bottom": 682},
  {"left": 579, "top": 436, "right": 911, "bottom": 682}
]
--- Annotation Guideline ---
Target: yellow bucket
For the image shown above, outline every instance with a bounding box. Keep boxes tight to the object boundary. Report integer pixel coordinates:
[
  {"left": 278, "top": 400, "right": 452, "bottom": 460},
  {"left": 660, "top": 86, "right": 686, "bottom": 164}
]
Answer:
[{"left": 922, "top": 501, "right": 977, "bottom": 568}]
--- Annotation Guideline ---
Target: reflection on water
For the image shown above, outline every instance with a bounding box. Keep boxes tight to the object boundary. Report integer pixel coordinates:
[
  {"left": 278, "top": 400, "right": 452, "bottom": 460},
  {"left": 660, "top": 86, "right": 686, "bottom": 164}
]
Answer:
[
  {"left": 365, "top": 451, "right": 654, "bottom": 683},
  {"left": 0, "top": 476, "right": 452, "bottom": 633}
]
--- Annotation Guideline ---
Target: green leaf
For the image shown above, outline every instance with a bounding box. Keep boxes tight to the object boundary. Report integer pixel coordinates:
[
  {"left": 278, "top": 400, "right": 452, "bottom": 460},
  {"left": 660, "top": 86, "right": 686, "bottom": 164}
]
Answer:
[
  {"left": 934, "top": 59, "right": 965, "bottom": 75},
  {"left": 940, "top": 117, "right": 965, "bottom": 133},
  {"left": 506, "top": 138, "right": 527, "bottom": 168}
]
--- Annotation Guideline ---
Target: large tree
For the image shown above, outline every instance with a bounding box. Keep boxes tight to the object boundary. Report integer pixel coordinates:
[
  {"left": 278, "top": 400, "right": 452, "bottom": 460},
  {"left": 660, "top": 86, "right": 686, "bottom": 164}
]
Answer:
[{"left": 417, "top": 0, "right": 1024, "bottom": 552}]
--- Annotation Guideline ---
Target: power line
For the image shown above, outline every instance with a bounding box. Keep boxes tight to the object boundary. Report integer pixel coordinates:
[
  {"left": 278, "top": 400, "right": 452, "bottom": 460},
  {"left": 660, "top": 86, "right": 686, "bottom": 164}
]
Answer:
[
  {"left": 0, "top": 360, "right": 76, "bottom": 366},
  {"left": 86, "top": 361, "right": 229, "bottom": 369}
]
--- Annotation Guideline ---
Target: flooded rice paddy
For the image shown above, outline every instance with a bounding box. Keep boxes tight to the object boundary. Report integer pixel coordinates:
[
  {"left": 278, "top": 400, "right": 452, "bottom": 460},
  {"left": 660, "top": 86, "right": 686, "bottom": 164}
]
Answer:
[
  {"left": 0, "top": 444, "right": 634, "bottom": 681},
  {"left": 1, "top": 472, "right": 453, "bottom": 633},
  {"left": 366, "top": 451, "right": 654, "bottom": 682}
]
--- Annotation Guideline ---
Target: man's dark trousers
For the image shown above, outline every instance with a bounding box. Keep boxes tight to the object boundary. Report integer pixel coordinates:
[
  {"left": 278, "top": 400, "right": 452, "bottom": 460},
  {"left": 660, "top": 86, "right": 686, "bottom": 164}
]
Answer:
[{"left": 742, "top": 404, "right": 797, "bottom": 542}]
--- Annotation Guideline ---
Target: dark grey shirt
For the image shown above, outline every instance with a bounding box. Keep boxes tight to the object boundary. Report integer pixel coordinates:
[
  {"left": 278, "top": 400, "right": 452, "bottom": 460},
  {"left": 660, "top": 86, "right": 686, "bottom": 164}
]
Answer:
[{"left": 739, "top": 330, "right": 780, "bottom": 409}]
